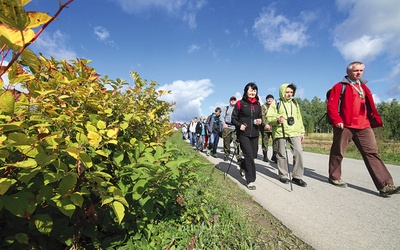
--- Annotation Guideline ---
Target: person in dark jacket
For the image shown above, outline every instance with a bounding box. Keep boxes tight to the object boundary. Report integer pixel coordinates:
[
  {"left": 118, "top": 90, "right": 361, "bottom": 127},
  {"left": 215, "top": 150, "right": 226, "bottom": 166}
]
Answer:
[
  {"left": 232, "top": 82, "right": 262, "bottom": 190},
  {"left": 327, "top": 61, "right": 400, "bottom": 197}
]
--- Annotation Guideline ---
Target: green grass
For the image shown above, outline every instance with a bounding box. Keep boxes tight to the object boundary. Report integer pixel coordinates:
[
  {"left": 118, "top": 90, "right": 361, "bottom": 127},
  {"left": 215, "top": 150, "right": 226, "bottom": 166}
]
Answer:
[
  {"left": 304, "top": 133, "right": 400, "bottom": 165},
  {"left": 154, "top": 132, "right": 313, "bottom": 249}
]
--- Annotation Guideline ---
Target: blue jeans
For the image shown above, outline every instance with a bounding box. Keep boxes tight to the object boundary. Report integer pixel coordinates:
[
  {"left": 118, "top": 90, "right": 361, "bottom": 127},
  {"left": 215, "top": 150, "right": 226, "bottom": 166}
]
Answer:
[
  {"left": 208, "top": 133, "right": 220, "bottom": 154},
  {"left": 190, "top": 132, "right": 198, "bottom": 146}
]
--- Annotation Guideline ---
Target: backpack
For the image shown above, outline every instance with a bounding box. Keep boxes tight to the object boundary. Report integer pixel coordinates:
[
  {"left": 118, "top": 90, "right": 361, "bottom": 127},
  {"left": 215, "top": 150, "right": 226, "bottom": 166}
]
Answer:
[{"left": 317, "top": 83, "right": 346, "bottom": 125}]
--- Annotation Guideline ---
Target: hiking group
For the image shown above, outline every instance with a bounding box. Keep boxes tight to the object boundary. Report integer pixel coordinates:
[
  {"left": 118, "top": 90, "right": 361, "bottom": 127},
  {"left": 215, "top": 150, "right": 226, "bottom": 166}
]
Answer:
[{"left": 182, "top": 61, "right": 400, "bottom": 198}]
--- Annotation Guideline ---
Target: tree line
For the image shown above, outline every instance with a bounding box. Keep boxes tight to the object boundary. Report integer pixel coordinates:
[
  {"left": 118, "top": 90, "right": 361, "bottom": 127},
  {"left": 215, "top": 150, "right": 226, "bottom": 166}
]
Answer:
[{"left": 295, "top": 97, "right": 400, "bottom": 141}]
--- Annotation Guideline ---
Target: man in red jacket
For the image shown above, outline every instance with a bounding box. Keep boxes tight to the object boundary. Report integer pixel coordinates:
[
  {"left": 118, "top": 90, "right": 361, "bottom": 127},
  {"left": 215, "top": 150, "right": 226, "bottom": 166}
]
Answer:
[{"left": 327, "top": 61, "right": 399, "bottom": 197}]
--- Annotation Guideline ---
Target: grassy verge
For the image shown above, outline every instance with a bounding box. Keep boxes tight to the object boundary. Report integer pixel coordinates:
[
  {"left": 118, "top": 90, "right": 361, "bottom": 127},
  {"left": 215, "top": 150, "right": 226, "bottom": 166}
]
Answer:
[
  {"left": 304, "top": 133, "right": 400, "bottom": 165},
  {"left": 156, "top": 132, "right": 312, "bottom": 249}
]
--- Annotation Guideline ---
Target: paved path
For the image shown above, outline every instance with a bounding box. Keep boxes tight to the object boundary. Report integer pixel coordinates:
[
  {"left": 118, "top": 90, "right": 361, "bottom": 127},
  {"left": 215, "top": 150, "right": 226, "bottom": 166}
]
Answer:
[{"left": 199, "top": 140, "right": 400, "bottom": 250}]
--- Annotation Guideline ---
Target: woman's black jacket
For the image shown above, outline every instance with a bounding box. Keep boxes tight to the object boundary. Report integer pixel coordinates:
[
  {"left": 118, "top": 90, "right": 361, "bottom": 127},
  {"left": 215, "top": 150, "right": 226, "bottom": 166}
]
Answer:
[{"left": 231, "top": 97, "right": 262, "bottom": 138}]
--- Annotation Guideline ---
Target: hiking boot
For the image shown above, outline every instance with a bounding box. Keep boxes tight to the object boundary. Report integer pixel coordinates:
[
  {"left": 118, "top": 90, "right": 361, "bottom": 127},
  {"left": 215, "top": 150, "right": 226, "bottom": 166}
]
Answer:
[
  {"left": 224, "top": 155, "right": 229, "bottom": 161},
  {"left": 247, "top": 182, "right": 256, "bottom": 190},
  {"left": 206, "top": 149, "right": 211, "bottom": 156},
  {"left": 212, "top": 153, "right": 218, "bottom": 158},
  {"left": 292, "top": 178, "right": 307, "bottom": 187},
  {"left": 328, "top": 178, "right": 347, "bottom": 188},
  {"left": 262, "top": 151, "right": 269, "bottom": 162},
  {"left": 239, "top": 168, "right": 245, "bottom": 177},
  {"left": 379, "top": 184, "right": 400, "bottom": 197},
  {"left": 279, "top": 177, "right": 289, "bottom": 184}
]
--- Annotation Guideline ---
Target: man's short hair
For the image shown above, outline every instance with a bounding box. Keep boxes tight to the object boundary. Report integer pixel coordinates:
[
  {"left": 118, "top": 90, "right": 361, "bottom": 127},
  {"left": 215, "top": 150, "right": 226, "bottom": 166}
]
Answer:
[{"left": 347, "top": 61, "right": 364, "bottom": 72}]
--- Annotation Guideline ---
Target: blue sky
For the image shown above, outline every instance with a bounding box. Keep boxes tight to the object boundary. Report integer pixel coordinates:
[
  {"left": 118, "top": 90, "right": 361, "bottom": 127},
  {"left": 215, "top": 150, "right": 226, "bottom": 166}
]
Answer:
[{"left": 23, "top": 0, "right": 400, "bottom": 122}]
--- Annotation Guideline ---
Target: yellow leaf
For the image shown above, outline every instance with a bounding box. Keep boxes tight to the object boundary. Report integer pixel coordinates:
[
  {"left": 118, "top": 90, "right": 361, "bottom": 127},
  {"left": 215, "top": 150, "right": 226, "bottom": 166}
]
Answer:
[
  {"left": 87, "top": 131, "right": 102, "bottom": 148},
  {"left": 111, "top": 201, "right": 125, "bottom": 224},
  {"left": 64, "top": 147, "right": 80, "bottom": 160},
  {"left": 106, "top": 127, "right": 119, "bottom": 138},
  {"left": 26, "top": 12, "right": 52, "bottom": 29},
  {"left": 17, "top": 0, "right": 32, "bottom": 6},
  {"left": 0, "top": 91, "right": 15, "bottom": 114},
  {"left": 0, "top": 24, "right": 34, "bottom": 46}
]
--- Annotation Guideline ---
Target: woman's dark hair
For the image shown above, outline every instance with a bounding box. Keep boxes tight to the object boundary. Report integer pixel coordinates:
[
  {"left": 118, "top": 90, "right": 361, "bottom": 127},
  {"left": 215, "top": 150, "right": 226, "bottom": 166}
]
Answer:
[{"left": 243, "top": 82, "right": 259, "bottom": 100}]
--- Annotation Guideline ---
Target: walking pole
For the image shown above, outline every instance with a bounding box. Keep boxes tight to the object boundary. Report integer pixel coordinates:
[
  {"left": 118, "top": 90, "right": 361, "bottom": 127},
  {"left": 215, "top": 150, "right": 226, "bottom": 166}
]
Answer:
[
  {"left": 224, "top": 139, "right": 240, "bottom": 179},
  {"left": 281, "top": 122, "right": 293, "bottom": 191}
]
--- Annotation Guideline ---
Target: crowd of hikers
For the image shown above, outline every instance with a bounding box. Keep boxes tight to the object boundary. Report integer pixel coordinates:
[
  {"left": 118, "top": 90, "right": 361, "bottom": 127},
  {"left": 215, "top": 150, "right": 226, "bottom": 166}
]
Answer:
[{"left": 180, "top": 61, "right": 400, "bottom": 198}]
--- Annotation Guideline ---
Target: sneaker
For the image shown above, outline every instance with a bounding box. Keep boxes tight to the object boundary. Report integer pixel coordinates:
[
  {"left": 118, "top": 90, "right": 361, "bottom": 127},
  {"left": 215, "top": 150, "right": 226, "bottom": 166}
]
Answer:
[
  {"left": 212, "top": 153, "right": 218, "bottom": 158},
  {"left": 292, "top": 178, "right": 307, "bottom": 187},
  {"left": 328, "top": 178, "right": 347, "bottom": 188},
  {"left": 224, "top": 155, "right": 229, "bottom": 161},
  {"left": 206, "top": 149, "right": 210, "bottom": 156},
  {"left": 379, "top": 184, "right": 400, "bottom": 197},
  {"left": 247, "top": 182, "right": 256, "bottom": 190}
]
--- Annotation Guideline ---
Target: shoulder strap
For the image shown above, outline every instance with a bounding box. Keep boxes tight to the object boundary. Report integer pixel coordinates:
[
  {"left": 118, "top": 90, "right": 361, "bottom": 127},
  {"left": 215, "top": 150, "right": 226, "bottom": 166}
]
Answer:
[
  {"left": 276, "top": 99, "right": 281, "bottom": 111},
  {"left": 338, "top": 83, "right": 346, "bottom": 112}
]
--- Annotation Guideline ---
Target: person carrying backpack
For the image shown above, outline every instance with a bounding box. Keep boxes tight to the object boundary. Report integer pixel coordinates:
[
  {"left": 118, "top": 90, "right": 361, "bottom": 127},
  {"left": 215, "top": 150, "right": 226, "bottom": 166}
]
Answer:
[
  {"left": 205, "top": 108, "right": 223, "bottom": 157},
  {"left": 266, "top": 83, "right": 307, "bottom": 187},
  {"left": 231, "top": 82, "right": 262, "bottom": 190},
  {"left": 327, "top": 61, "right": 400, "bottom": 197},
  {"left": 260, "top": 94, "right": 277, "bottom": 162},
  {"left": 220, "top": 96, "right": 241, "bottom": 161}
]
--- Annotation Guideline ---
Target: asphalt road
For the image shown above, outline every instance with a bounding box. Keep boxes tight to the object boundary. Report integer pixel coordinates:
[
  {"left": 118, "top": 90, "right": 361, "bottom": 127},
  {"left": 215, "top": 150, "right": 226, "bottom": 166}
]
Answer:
[{"left": 200, "top": 140, "right": 400, "bottom": 250}]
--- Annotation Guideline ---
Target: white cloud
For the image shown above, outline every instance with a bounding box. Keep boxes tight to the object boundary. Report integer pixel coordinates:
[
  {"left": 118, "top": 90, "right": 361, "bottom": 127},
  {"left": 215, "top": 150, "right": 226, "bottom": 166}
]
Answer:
[
  {"left": 333, "top": 0, "right": 400, "bottom": 61},
  {"left": 114, "top": 0, "right": 206, "bottom": 29},
  {"left": 93, "top": 26, "right": 118, "bottom": 48},
  {"left": 187, "top": 43, "right": 200, "bottom": 54},
  {"left": 94, "top": 26, "right": 110, "bottom": 41},
  {"left": 253, "top": 8, "right": 310, "bottom": 52},
  {"left": 333, "top": 0, "right": 400, "bottom": 97},
  {"left": 33, "top": 30, "right": 77, "bottom": 60},
  {"left": 158, "top": 79, "right": 214, "bottom": 122}
]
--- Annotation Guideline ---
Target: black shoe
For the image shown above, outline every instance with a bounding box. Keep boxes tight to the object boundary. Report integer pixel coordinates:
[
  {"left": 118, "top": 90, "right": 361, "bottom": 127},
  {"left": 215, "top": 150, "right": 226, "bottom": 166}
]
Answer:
[
  {"left": 279, "top": 177, "right": 289, "bottom": 184},
  {"left": 292, "top": 178, "right": 307, "bottom": 187},
  {"left": 224, "top": 155, "right": 229, "bottom": 161},
  {"left": 271, "top": 155, "right": 277, "bottom": 163}
]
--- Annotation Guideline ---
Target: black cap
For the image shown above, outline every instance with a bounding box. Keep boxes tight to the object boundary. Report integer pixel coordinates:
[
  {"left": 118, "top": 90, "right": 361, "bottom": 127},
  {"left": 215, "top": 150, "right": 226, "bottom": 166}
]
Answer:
[{"left": 266, "top": 94, "right": 274, "bottom": 100}]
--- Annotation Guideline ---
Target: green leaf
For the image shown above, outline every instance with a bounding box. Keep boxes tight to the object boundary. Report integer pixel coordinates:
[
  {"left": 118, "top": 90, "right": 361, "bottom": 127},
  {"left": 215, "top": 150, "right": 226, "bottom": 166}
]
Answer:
[
  {"left": 111, "top": 201, "right": 125, "bottom": 224},
  {"left": 0, "top": 178, "right": 15, "bottom": 195},
  {"left": 17, "top": 168, "right": 39, "bottom": 184},
  {"left": 8, "top": 132, "right": 33, "bottom": 145},
  {"left": 58, "top": 173, "right": 77, "bottom": 195},
  {"left": 70, "top": 193, "right": 83, "bottom": 207},
  {"left": 15, "top": 233, "right": 29, "bottom": 244},
  {"left": 56, "top": 198, "right": 76, "bottom": 217},
  {"left": 14, "top": 158, "right": 37, "bottom": 168},
  {"left": 79, "top": 152, "right": 92, "bottom": 168},
  {"left": 132, "top": 179, "right": 147, "bottom": 200},
  {"left": 20, "top": 48, "right": 40, "bottom": 72},
  {"left": 36, "top": 153, "right": 57, "bottom": 167},
  {"left": 76, "top": 132, "right": 88, "bottom": 145},
  {"left": 34, "top": 214, "right": 53, "bottom": 235},
  {"left": 3, "top": 191, "right": 36, "bottom": 217}
]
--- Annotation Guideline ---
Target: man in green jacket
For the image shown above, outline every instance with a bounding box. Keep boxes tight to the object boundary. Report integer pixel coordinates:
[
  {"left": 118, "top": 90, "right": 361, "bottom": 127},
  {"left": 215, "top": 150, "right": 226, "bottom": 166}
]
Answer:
[
  {"left": 267, "top": 83, "right": 307, "bottom": 187},
  {"left": 261, "top": 94, "right": 277, "bottom": 162}
]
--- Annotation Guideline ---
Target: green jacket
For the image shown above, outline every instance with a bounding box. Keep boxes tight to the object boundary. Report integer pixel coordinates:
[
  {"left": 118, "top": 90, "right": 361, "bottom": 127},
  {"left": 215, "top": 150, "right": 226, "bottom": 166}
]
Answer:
[{"left": 266, "top": 83, "right": 305, "bottom": 139}]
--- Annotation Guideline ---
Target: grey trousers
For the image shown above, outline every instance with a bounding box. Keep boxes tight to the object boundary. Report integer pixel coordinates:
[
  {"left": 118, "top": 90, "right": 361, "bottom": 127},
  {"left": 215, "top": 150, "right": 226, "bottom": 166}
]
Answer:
[{"left": 276, "top": 136, "right": 304, "bottom": 179}]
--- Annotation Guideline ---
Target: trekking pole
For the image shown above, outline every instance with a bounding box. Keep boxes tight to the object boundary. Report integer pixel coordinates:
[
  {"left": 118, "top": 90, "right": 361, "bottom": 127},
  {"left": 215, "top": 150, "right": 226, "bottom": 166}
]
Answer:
[
  {"left": 281, "top": 122, "right": 293, "bottom": 191},
  {"left": 224, "top": 139, "right": 241, "bottom": 179}
]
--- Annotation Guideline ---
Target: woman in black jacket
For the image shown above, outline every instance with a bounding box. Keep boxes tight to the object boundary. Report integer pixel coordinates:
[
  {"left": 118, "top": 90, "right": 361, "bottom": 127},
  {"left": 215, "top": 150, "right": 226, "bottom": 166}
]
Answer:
[{"left": 232, "top": 82, "right": 262, "bottom": 190}]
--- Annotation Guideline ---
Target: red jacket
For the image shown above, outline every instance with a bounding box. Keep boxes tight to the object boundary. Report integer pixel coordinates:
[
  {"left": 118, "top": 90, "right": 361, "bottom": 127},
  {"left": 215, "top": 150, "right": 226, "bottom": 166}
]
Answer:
[{"left": 327, "top": 77, "right": 383, "bottom": 128}]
